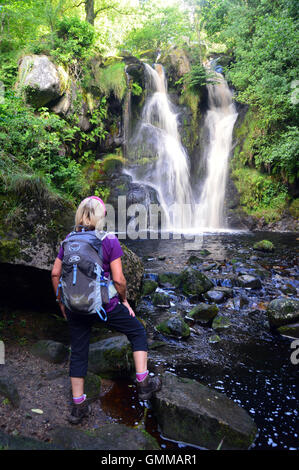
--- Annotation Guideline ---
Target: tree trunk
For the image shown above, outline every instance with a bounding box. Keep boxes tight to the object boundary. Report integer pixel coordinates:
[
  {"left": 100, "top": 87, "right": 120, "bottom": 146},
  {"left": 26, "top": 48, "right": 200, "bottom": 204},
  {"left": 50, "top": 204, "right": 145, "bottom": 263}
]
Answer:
[{"left": 85, "top": 0, "right": 95, "bottom": 25}]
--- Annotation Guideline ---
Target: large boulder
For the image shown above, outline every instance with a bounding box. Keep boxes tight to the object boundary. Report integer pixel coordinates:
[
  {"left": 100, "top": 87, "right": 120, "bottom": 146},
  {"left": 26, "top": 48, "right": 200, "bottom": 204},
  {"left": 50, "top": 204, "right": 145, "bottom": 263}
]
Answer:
[
  {"left": 0, "top": 375, "right": 20, "bottom": 408},
  {"left": 88, "top": 335, "right": 134, "bottom": 378},
  {"left": 178, "top": 267, "right": 214, "bottom": 296},
  {"left": 51, "top": 423, "right": 160, "bottom": 450},
  {"left": 152, "top": 372, "right": 257, "bottom": 450},
  {"left": 120, "top": 243, "right": 144, "bottom": 306},
  {"left": 17, "top": 55, "right": 69, "bottom": 108},
  {"left": 267, "top": 297, "right": 299, "bottom": 328}
]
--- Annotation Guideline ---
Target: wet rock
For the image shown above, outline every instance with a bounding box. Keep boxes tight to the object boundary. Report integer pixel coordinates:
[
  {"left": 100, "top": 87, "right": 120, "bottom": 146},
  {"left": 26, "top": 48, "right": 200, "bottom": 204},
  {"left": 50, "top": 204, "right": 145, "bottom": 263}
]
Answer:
[
  {"left": 84, "top": 372, "right": 102, "bottom": 401},
  {"left": 152, "top": 372, "right": 257, "bottom": 450},
  {"left": 209, "top": 334, "right": 221, "bottom": 344},
  {"left": 214, "top": 286, "right": 234, "bottom": 298},
  {"left": 157, "top": 315, "right": 190, "bottom": 339},
  {"left": 253, "top": 240, "right": 275, "bottom": 252},
  {"left": 237, "top": 275, "right": 262, "bottom": 289},
  {"left": 178, "top": 267, "right": 214, "bottom": 296},
  {"left": 88, "top": 335, "right": 134, "bottom": 379},
  {"left": 31, "top": 340, "right": 69, "bottom": 364},
  {"left": 205, "top": 290, "right": 226, "bottom": 304},
  {"left": 158, "top": 272, "right": 181, "bottom": 288},
  {"left": 51, "top": 423, "right": 160, "bottom": 450},
  {"left": 151, "top": 291, "right": 171, "bottom": 307},
  {"left": 266, "top": 298, "right": 299, "bottom": 328},
  {"left": 277, "top": 322, "right": 299, "bottom": 339},
  {"left": 187, "top": 303, "right": 219, "bottom": 326},
  {"left": 0, "top": 375, "right": 20, "bottom": 408},
  {"left": 212, "top": 316, "right": 232, "bottom": 332},
  {"left": 281, "top": 283, "right": 297, "bottom": 296},
  {"left": 141, "top": 279, "right": 158, "bottom": 296}
]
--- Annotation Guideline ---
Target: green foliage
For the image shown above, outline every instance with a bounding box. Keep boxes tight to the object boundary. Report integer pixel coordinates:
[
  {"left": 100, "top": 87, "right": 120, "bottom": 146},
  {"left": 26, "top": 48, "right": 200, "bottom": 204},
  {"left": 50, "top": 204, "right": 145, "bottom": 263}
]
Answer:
[
  {"left": 51, "top": 16, "right": 95, "bottom": 65},
  {"left": 95, "top": 62, "right": 127, "bottom": 101},
  {"left": 122, "top": 4, "right": 191, "bottom": 55},
  {"left": 182, "top": 64, "right": 208, "bottom": 93},
  {"left": 201, "top": 0, "right": 299, "bottom": 186},
  {"left": 0, "top": 91, "right": 87, "bottom": 198},
  {"left": 232, "top": 168, "right": 289, "bottom": 221}
]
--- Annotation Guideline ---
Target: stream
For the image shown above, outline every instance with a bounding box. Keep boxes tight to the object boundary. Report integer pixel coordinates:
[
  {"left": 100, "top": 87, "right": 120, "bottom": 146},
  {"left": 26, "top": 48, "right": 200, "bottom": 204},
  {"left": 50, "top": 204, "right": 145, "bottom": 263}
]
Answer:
[{"left": 118, "top": 230, "right": 298, "bottom": 450}]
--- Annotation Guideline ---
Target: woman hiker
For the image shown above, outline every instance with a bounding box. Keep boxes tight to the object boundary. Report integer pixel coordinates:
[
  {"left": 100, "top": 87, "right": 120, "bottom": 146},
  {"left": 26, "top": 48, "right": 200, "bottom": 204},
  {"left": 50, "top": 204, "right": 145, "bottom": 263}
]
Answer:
[{"left": 51, "top": 196, "right": 161, "bottom": 424}]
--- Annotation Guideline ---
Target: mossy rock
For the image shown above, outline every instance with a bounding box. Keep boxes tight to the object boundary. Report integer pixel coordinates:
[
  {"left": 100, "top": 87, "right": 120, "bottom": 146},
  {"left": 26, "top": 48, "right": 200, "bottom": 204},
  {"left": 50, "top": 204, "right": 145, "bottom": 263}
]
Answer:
[
  {"left": 266, "top": 297, "right": 299, "bottom": 328},
  {"left": 141, "top": 279, "right": 158, "bottom": 296},
  {"left": 88, "top": 335, "right": 134, "bottom": 379},
  {"left": 157, "top": 315, "right": 190, "bottom": 339},
  {"left": 84, "top": 372, "right": 101, "bottom": 401},
  {"left": 188, "top": 303, "right": 219, "bottom": 325},
  {"left": 0, "top": 239, "right": 21, "bottom": 263},
  {"left": 212, "top": 316, "right": 232, "bottom": 332},
  {"left": 157, "top": 272, "right": 181, "bottom": 288},
  {"left": 151, "top": 292, "right": 171, "bottom": 307},
  {"left": 277, "top": 322, "right": 299, "bottom": 339},
  {"left": 253, "top": 240, "right": 275, "bottom": 252},
  {"left": 209, "top": 334, "right": 221, "bottom": 344},
  {"left": 31, "top": 340, "right": 69, "bottom": 364},
  {"left": 178, "top": 267, "right": 214, "bottom": 296},
  {"left": 289, "top": 199, "right": 299, "bottom": 219}
]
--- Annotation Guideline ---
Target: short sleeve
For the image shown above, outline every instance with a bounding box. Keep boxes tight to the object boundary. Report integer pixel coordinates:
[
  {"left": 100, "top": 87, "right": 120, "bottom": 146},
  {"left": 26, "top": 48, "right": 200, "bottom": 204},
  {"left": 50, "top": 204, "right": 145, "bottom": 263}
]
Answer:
[
  {"left": 57, "top": 233, "right": 71, "bottom": 260},
  {"left": 107, "top": 234, "right": 124, "bottom": 263}
]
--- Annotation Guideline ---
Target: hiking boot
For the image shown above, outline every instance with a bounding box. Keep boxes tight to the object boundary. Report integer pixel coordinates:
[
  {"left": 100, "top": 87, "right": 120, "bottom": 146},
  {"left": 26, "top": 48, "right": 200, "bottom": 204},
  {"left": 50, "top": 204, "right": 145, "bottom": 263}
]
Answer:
[
  {"left": 137, "top": 375, "right": 162, "bottom": 400},
  {"left": 68, "top": 399, "right": 90, "bottom": 425}
]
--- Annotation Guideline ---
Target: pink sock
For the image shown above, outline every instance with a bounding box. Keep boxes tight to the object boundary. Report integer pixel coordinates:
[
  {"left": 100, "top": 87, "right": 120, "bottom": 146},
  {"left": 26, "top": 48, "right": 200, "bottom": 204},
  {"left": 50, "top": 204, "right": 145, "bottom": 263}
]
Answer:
[
  {"left": 136, "top": 370, "right": 149, "bottom": 382},
  {"left": 73, "top": 394, "right": 86, "bottom": 404}
]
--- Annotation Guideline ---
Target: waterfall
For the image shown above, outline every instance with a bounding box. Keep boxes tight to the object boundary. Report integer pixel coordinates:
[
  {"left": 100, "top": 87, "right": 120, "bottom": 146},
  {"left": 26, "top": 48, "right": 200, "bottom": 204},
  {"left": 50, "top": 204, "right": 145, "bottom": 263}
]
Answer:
[
  {"left": 125, "top": 62, "right": 237, "bottom": 232},
  {"left": 126, "top": 63, "right": 194, "bottom": 229},
  {"left": 195, "top": 72, "right": 238, "bottom": 229}
]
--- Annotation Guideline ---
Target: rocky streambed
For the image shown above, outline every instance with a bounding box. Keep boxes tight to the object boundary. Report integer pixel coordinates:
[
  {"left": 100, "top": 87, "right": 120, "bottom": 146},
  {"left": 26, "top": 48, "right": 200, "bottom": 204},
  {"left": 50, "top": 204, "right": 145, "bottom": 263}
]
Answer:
[{"left": 0, "top": 230, "right": 298, "bottom": 450}]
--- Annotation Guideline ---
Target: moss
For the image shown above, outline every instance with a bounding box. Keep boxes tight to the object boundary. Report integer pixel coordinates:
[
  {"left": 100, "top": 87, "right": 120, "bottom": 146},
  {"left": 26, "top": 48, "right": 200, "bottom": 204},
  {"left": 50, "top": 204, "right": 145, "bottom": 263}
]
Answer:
[
  {"left": 253, "top": 240, "right": 275, "bottom": 252},
  {"left": 232, "top": 168, "right": 288, "bottom": 222},
  {"left": 0, "top": 239, "right": 21, "bottom": 263},
  {"left": 157, "top": 316, "right": 190, "bottom": 339},
  {"left": 141, "top": 279, "right": 158, "bottom": 296},
  {"left": 289, "top": 199, "right": 299, "bottom": 219},
  {"left": 95, "top": 62, "right": 127, "bottom": 101}
]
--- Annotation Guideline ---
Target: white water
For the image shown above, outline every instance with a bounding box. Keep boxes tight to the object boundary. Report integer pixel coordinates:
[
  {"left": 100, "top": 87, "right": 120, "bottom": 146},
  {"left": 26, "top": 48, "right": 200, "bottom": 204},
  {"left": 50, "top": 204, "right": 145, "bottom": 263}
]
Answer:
[
  {"left": 195, "top": 72, "right": 238, "bottom": 229},
  {"left": 126, "top": 63, "right": 238, "bottom": 231},
  {"left": 127, "top": 64, "right": 194, "bottom": 229}
]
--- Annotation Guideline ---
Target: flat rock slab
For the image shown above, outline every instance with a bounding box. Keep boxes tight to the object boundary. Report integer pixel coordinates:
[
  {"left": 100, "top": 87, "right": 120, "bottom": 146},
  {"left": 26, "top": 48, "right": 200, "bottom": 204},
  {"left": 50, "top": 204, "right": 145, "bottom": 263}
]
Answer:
[
  {"left": 152, "top": 372, "right": 257, "bottom": 450},
  {"left": 0, "top": 430, "right": 60, "bottom": 450},
  {"left": 51, "top": 423, "right": 160, "bottom": 450}
]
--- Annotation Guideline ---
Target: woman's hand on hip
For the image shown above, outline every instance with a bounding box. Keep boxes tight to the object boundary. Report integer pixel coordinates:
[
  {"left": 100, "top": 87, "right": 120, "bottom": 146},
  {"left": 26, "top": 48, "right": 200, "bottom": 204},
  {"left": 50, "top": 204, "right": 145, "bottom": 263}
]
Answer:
[{"left": 122, "top": 299, "right": 135, "bottom": 317}]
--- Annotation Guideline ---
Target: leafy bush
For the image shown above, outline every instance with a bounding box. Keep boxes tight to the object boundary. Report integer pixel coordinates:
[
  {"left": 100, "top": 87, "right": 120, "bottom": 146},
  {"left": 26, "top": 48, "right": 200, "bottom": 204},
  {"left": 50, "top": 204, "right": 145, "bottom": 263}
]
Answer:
[
  {"left": 95, "top": 62, "right": 127, "bottom": 101},
  {"left": 232, "top": 168, "right": 289, "bottom": 221}
]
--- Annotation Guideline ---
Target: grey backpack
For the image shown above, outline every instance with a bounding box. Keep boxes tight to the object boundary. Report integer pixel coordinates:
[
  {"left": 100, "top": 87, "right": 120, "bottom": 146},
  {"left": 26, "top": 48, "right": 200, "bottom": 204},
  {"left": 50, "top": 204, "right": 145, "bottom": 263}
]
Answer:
[{"left": 57, "top": 230, "right": 118, "bottom": 320}]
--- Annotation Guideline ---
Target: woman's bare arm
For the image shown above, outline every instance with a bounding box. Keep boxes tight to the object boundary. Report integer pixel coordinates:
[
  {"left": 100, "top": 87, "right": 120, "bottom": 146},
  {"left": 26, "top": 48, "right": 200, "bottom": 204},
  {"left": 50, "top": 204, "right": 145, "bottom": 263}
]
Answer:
[{"left": 110, "top": 257, "right": 135, "bottom": 316}]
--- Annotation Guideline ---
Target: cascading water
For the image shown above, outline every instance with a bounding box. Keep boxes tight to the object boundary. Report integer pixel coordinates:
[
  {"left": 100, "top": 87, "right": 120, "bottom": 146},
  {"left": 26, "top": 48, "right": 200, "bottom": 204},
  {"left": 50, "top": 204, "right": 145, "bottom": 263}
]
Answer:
[
  {"left": 125, "top": 61, "right": 238, "bottom": 231},
  {"left": 126, "top": 63, "right": 194, "bottom": 229},
  {"left": 194, "top": 71, "right": 238, "bottom": 229}
]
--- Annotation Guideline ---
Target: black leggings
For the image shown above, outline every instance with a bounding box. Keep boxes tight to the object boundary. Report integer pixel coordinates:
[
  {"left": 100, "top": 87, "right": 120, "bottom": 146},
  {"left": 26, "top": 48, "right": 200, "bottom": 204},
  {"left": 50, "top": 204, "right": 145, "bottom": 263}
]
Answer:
[{"left": 66, "top": 302, "right": 148, "bottom": 377}]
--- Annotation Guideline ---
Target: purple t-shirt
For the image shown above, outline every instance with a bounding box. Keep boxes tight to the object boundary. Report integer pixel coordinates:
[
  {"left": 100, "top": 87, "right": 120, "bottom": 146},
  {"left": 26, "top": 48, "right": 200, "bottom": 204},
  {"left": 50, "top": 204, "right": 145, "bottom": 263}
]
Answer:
[{"left": 57, "top": 232, "right": 124, "bottom": 313}]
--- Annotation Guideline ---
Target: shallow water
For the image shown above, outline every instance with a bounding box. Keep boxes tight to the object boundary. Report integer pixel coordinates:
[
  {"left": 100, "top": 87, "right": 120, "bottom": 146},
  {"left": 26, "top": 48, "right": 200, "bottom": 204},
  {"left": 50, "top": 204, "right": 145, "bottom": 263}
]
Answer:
[{"left": 122, "top": 230, "right": 298, "bottom": 450}]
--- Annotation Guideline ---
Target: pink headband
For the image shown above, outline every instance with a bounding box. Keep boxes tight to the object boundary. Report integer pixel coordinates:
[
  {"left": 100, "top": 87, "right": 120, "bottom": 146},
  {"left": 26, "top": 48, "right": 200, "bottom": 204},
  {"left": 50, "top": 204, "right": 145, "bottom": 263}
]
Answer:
[{"left": 85, "top": 196, "right": 106, "bottom": 214}]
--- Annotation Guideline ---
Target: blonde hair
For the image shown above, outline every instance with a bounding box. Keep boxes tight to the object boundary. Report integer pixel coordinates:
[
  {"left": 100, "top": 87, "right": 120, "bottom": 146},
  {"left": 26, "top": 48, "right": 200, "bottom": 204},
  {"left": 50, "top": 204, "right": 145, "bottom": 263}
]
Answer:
[{"left": 75, "top": 197, "right": 106, "bottom": 231}]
